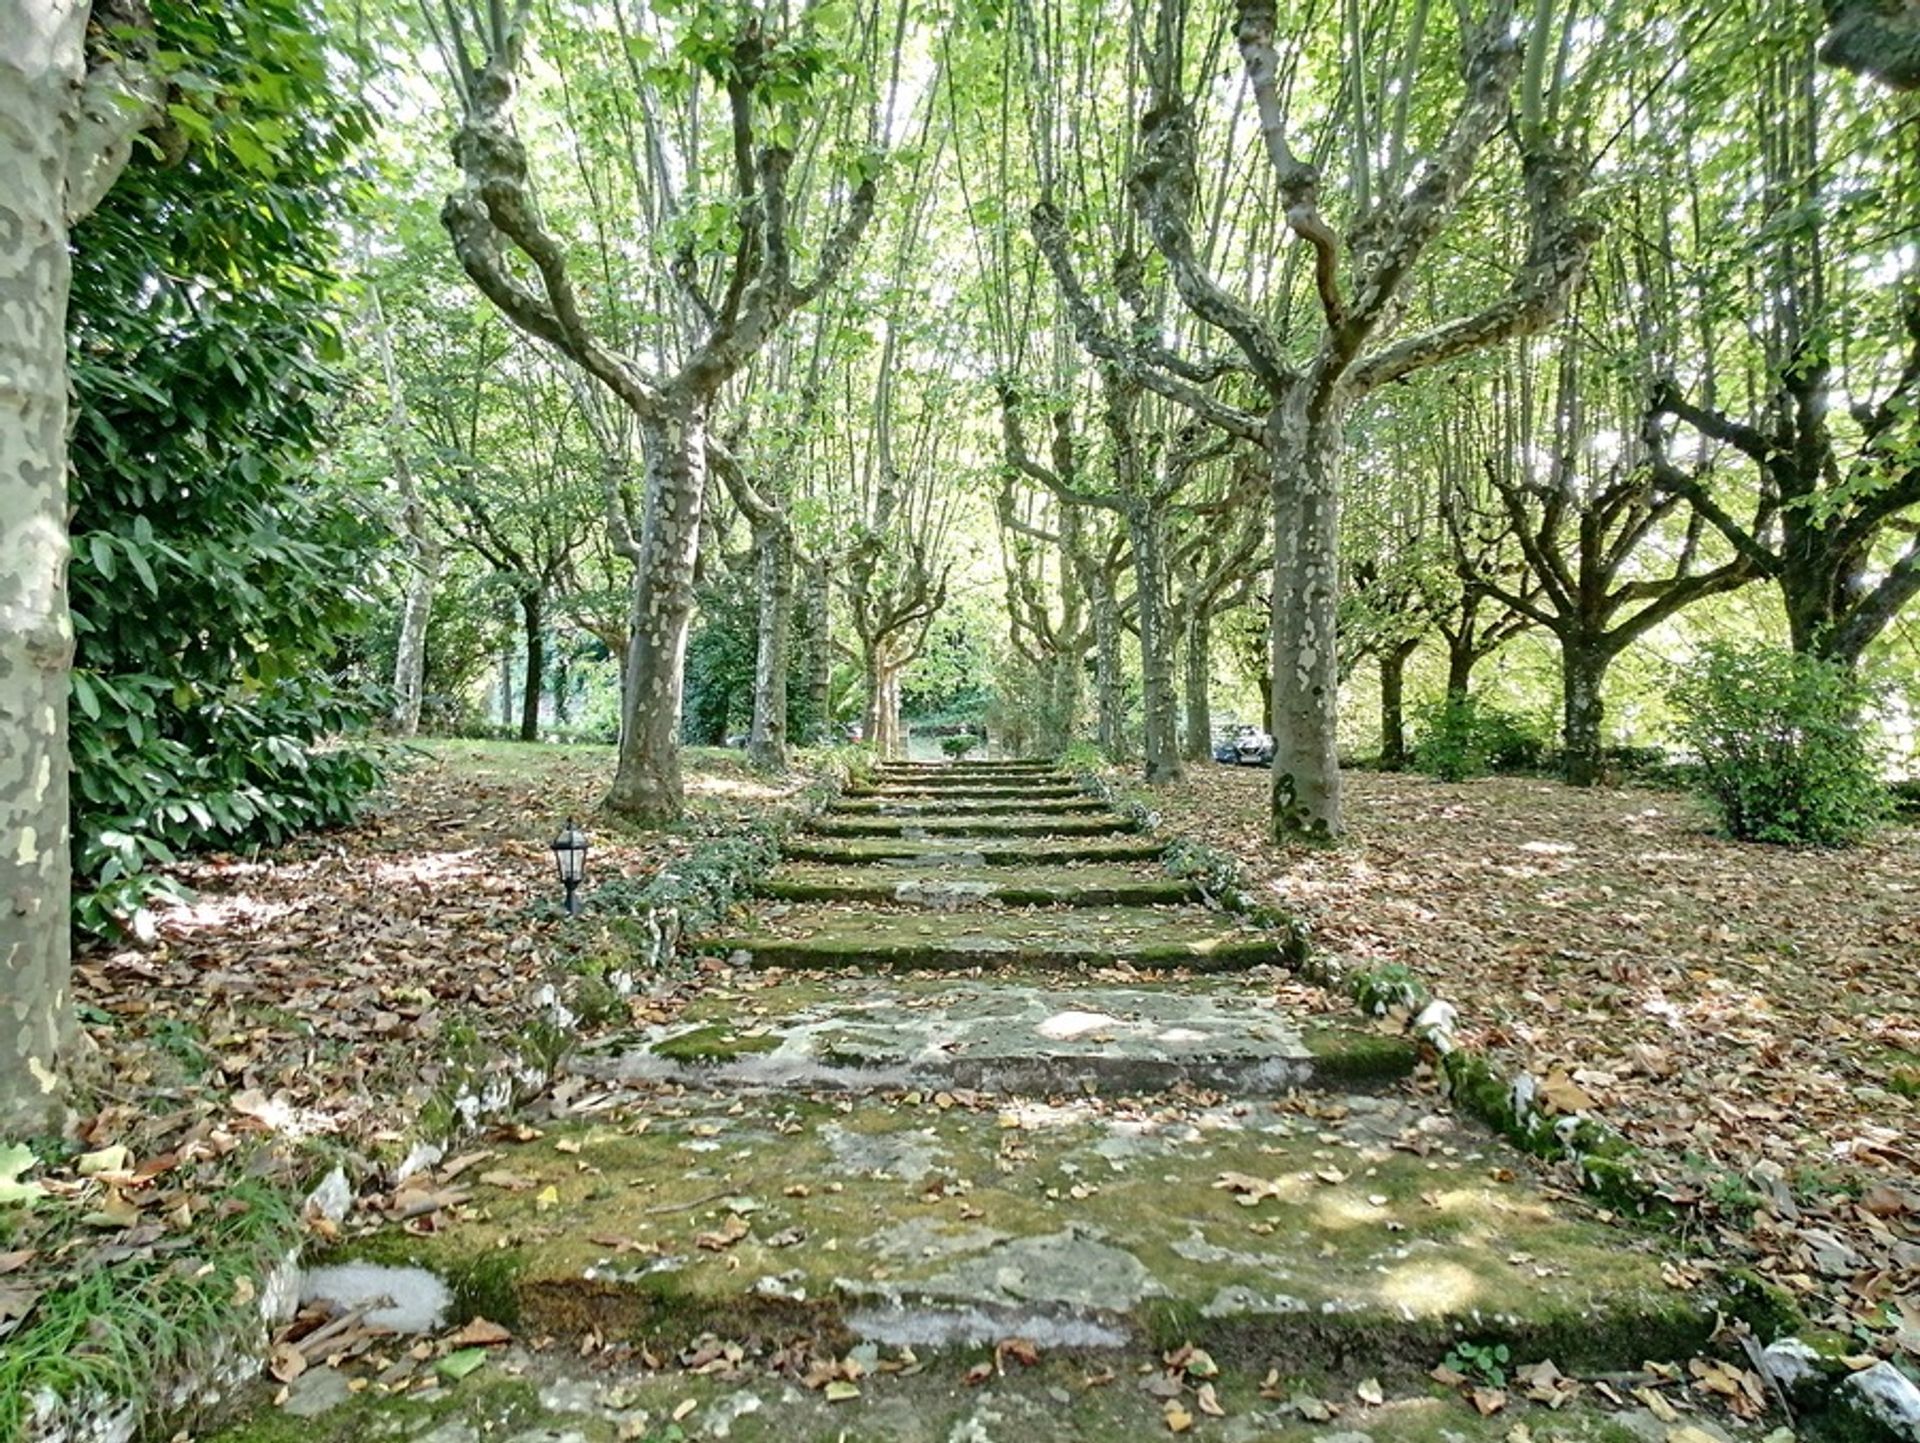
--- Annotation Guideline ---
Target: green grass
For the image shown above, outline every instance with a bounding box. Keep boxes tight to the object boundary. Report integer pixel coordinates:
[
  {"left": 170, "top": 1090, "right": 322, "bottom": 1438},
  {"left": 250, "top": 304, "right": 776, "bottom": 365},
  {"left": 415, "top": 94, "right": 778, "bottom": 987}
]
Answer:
[{"left": 0, "top": 1177, "right": 299, "bottom": 1442}]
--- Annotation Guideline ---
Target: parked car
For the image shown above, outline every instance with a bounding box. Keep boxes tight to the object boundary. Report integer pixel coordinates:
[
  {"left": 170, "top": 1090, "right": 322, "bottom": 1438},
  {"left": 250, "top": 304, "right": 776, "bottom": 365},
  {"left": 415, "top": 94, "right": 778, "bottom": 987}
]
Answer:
[{"left": 1212, "top": 723, "right": 1274, "bottom": 766}]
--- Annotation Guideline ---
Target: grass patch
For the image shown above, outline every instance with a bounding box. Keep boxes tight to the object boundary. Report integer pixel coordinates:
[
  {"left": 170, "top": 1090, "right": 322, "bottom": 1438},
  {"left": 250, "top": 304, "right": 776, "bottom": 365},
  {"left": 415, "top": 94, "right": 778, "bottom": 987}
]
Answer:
[{"left": 0, "top": 1177, "right": 299, "bottom": 1442}]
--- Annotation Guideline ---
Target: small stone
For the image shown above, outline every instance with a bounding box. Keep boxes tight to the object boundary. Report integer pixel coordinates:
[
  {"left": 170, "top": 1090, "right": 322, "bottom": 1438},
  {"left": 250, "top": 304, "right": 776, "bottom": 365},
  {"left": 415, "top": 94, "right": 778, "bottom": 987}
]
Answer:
[
  {"left": 280, "top": 1365, "right": 352, "bottom": 1419},
  {"left": 1842, "top": 1361, "right": 1920, "bottom": 1440}
]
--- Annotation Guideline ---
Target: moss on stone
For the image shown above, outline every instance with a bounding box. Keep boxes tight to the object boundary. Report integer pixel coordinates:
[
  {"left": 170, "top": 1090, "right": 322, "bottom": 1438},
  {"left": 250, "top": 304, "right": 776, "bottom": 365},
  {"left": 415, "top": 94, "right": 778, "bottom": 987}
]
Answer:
[
  {"left": 1300, "top": 1028, "right": 1420, "bottom": 1084},
  {"left": 652, "top": 1024, "right": 784, "bottom": 1063}
]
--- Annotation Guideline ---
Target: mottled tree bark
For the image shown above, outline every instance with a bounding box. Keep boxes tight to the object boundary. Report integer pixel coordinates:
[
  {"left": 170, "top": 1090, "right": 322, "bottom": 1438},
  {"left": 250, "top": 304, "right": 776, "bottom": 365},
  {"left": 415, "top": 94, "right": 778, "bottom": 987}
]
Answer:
[
  {"left": 1127, "top": 503, "right": 1182, "bottom": 783},
  {"left": 1181, "top": 607, "right": 1212, "bottom": 763},
  {"left": 1268, "top": 402, "right": 1344, "bottom": 841},
  {"left": 607, "top": 408, "right": 707, "bottom": 822},
  {"left": 748, "top": 520, "right": 793, "bottom": 769},
  {"left": 0, "top": 0, "right": 155, "bottom": 1132},
  {"left": 1559, "top": 642, "right": 1611, "bottom": 788},
  {"left": 1090, "top": 577, "right": 1125, "bottom": 760},
  {"left": 801, "top": 556, "right": 831, "bottom": 741}
]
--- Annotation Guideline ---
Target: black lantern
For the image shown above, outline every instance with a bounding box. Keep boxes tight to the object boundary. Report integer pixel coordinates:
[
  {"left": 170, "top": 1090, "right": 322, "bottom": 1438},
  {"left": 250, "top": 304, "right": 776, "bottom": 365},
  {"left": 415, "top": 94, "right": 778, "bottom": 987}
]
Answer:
[{"left": 550, "top": 818, "right": 588, "bottom": 915}]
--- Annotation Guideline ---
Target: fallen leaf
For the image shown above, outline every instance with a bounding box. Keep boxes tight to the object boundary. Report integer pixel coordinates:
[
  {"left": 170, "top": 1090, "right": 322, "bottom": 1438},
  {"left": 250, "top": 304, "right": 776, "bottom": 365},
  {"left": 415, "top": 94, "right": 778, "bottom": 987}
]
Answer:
[
  {"left": 1164, "top": 1400, "right": 1194, "bottom": 1433},
  {"left": 436, "top": 1348, "right": 487, "bottom": 1382},
  {"left": 824, "top": 1380, "right": 861, "bottom": 1403},
  {"left": 445, "top": 1317, "right": 513, "bottom": 1347}
]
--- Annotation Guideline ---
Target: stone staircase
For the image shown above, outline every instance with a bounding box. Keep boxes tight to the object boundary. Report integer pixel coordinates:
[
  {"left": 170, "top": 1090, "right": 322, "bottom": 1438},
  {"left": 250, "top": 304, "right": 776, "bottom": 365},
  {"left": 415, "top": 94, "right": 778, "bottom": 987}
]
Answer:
[{"left": 351, "top": 760, "right": 1719, "bottom": 1392}]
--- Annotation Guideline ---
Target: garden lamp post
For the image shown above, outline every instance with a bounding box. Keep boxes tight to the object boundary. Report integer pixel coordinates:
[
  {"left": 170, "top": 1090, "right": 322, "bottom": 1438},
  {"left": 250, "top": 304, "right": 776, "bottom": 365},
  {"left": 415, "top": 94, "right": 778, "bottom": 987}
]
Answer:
[{"left": 550, "top": 818, "right": 588, "bottom": 916}]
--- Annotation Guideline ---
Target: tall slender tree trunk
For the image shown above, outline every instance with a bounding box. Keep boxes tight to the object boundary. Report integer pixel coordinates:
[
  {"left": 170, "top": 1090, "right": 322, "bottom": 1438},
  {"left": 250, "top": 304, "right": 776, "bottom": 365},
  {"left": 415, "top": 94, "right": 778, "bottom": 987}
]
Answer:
[
  {"left": 389, "top": 535, "right": 439, "bottom": 735},
  {"left": 607, "top": 405, "right": 707, "bottom": 822},
  {"left": 1445, "top": 638, "right": 1476, "bottom": 702},
  {"left": 1043, "top": 646, "right": 1084, "bottom": 756},
  {"left": 499, "top": 646, "right": 514, "bottom": 729},
  {"left": 1181, "top": 606, "right": 1212, "bottom": 763},
  {"left": 801, "top": 557, "right": 830, "bottom": 743},
  {"left": 518, "top": 591, "right": 543, "bottom": 742},
  {"left": 1, "top": 0, "right": 153, "bottom": 1131},
  {"left": 1559, "top": 638, "right": 1611, "bottom": 787},
  {"left": 1379, "top": 636, "right": 1418, "bottom": 769},
  {"left": 1091, "top": 575, "right": 1124, "bottom": 760},
  {"left": 749, "top": 521, "right": 794, "bottom": 769},
  {"left": 1268, "top": 401, "right": 1344, "bottom": 842},
  {"left": 863, "top": 643, "right": 904, "bottom": 758},
  {"left": 1127, "top": 502, "right": 1182, "bottom": 783}
]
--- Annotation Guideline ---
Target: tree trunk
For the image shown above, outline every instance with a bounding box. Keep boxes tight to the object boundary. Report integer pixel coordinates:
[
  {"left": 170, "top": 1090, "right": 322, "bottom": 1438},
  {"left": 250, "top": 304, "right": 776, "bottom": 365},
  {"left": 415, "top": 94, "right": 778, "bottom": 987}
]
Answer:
[
  {"left": 1268, "top": 401, "right": 1344, "bottom": 842},
  {"left": 518, "top": 590, "right": 543, "bottom": 743},
  {"left": 1559, "top": 639, "right": 1610, "bottom": 787},
  {"left": 499, "top": 645, "right": 515, "bottom": 729},
  {"left": 388, "top": 535, "right": 439, "bottom": 735},
  {"left": 0, "top": 0, "right": 151, "bottom": 1132},
  {"left": 1091, "top": 574, "right": 1125, "bottom": 761},
  {"left": 1445, "top": 637, "right": 1476, "bottom": 702},
  {"left": 748, "top": 520, "right": 793, "bottom": 769},
  {"left": 1181, "top": 606, "right": 1212, "bottom": 763},
  {"left": 606, "top": 405, "right": 707, "bottom": 823},
  {"left": 1379, "top": 637, "right": 1418, "bottom": 770},
  {"left": 1042, "top": 645, "right": 1084, "bottom": 757},
  {"left": 863, "top": 644, "right": 904, "bottom": 759},
  {"left": 1127, "top": 502, "right": 1182, "bottom": 783},
  {"left": 801, "top": 556, "right": 830, "bottom": 744}
]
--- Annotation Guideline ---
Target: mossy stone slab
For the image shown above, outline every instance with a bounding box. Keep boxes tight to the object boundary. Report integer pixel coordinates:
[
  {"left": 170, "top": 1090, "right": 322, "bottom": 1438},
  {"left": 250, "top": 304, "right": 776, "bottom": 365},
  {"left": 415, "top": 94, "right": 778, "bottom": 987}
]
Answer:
[
  {"left": 758, "top": 861, "right": 1197, "bottom": 908},
  {"left": 202, "top": 1338, "right": 1696, "bottom": 1443},
  {"left": 703, "top": 904, "right": 1278, "bottom": 973},
  {"left": 575, "top": 977, "right": 1414, "bottom": 1096},
  {"left": 326, "top": 1094, "right": 1716, "bottom": 1371},
  {"left": 850, "top": 783, "right": 1087, "bottom": 800},
  {"left": 782, "top": 837, "right": 1166, "bottom": 866},
  {"left": 808, "top": 813, "right": 1136, "bottom": 839},
  {"left": 830, "top": 796, "right": 1110, "bottom": 816}
]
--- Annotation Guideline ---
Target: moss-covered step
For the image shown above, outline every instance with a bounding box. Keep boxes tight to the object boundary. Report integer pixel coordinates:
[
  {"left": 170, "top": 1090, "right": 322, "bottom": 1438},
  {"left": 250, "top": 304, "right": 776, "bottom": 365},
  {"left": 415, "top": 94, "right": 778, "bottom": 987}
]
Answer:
[
  {"left": 199, "top": 1340, "right": 1715, "bottom": 1443},
  {"left": 808, "top": 812, "right": 1135, "bottom": 839},
  {"left": 316, "top": 1093, "right": 1718, "bottom": 1371},
  {"left": 758, "top": 861, "right": 1197, "bottom": 908},
  {"left": 574, "top": 976, "right": 1416, "bottom": 1096},
  {"left": 850, "top": 783, "right": 1087, "bottom": 800},
  {"left": 830, "top": 795, "right": 1110, "bottom": 816},
  {"left": 874, "top": 767, "right": 1070, "bottom": 785},
  {"left": 702, "top": 905, "right": 1281, "bottom": 972},
  {"left": 781, "top": 836, "right": 1166, "bottom": 866}
]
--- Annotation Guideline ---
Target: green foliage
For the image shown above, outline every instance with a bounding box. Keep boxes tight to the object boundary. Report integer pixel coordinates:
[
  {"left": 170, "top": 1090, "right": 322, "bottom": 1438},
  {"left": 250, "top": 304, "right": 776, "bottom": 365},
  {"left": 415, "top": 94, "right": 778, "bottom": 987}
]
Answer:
[
  {"left": 0, "top": 1177, "right": 298, "bottom": 1441},
  {"left": 939, "top": 734, "right": 982, "bottom": 759},
  {"left": 1351, "top": 963, "right": 1428, "bottom": 1018},
  {"left": 66, "top": 0, "right": 381, "bottom": 935},
  {"left": 1058, "top": 740, "right": 1106, "bottom": 773},
  {"left": 1442, "top": 1341, "right": 1512, "bottom": 1388},
  {"left": 1411, "top": 697, "right": 1546, "bottom": 781},
  {"left": 1670, "top": 643, "right": 1888, "bottom": 847}
]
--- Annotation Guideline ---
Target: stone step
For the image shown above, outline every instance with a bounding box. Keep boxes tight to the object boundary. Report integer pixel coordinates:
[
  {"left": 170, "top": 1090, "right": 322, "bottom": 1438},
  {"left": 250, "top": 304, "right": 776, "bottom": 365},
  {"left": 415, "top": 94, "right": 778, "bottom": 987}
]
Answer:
[
  {"left": 758, "top": 861, "right": 1196, "bottom": 908},
  {"left": 850, "top": 783, "right": 1087, "bottom": 801},
  {"left": 336, "top": 1092, "right": 1716, "bottom": 1371},
  {"left": 782, "top": 836, "right": 1167, "bottom": 866},
  {"left": 830, "top": 796, "right": 1109, "bottom": 817},
  {"left": 875, "top": 766, "right": 1069, "bottom": 784},
  {"left": 704, "top": 904, "right": 1280, "bottom": 973},
  {"left": 574, "top": 976, "right": 1417, "bottom": 1096},
  {"left": 809, "top": 813, "right": 1135, "bottom": 839}
]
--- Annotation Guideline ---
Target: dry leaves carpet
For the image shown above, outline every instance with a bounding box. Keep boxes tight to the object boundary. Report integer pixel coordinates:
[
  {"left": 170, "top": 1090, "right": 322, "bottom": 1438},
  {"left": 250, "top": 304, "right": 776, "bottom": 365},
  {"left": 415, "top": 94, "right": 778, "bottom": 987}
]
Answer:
[{"left": 1150, "top": 765, "right": 1920, "bottom": 1358}]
